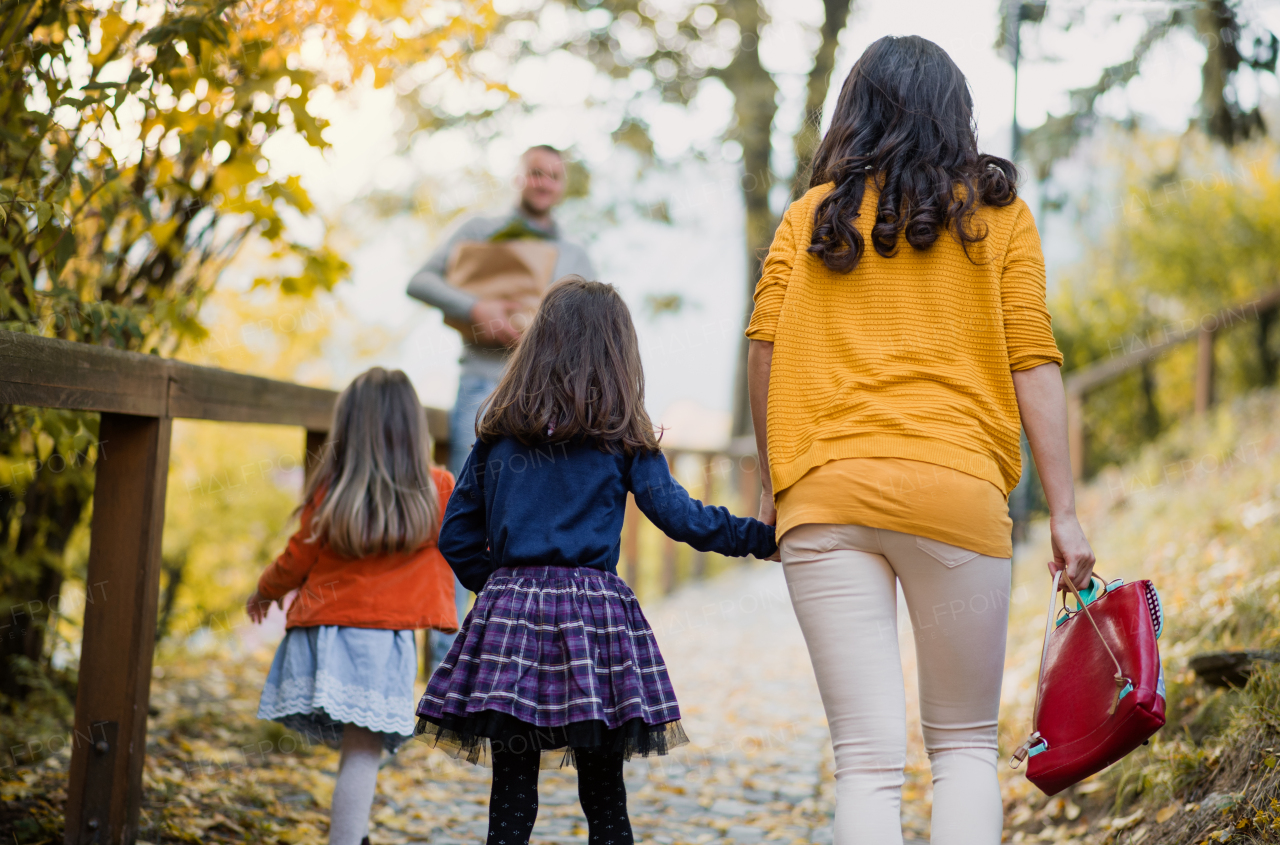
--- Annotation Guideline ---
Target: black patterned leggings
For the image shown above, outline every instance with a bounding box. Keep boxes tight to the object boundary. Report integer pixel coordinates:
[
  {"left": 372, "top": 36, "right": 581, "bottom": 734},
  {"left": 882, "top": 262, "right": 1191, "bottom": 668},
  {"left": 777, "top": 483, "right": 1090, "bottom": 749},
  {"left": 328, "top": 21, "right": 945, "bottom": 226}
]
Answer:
[{"left": 486, "top": 746, "right": 633, "bottom": 845}]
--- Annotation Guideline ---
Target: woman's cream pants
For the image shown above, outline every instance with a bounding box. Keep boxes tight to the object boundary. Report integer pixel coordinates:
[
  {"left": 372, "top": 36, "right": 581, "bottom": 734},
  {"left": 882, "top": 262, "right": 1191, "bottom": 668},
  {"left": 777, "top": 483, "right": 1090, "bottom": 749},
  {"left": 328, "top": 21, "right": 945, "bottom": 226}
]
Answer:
[{"left": 781, "top": 523, "right": 1011, "bottom": 845}]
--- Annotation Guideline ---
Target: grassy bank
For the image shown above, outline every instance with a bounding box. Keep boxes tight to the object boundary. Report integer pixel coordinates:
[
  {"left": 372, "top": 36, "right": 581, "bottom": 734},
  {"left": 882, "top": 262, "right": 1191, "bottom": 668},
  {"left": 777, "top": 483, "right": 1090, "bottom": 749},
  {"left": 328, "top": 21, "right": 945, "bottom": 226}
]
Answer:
[{"left": 999, "top": 389, "right": 1280, "bottom": 844}]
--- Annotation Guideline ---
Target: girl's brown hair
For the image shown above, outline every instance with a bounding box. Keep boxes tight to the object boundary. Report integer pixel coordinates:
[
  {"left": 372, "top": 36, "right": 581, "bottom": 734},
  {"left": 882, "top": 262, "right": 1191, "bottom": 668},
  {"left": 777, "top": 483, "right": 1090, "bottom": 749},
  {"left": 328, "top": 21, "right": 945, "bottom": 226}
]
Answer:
[
  {"left": 478, "top": 276, "right": 660, "bottom": 455},
  {"left": 303, "top": 367, "right": 439, "bottom": 557}
]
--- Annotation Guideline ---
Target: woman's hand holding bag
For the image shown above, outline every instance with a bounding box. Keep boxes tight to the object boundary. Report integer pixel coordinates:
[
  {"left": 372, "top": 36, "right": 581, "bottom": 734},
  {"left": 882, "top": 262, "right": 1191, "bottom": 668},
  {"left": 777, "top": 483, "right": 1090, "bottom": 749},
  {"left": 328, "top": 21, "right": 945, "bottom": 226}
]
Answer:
[{"left": 1047, "top": 512, "right": 1096, "bottom": 589}]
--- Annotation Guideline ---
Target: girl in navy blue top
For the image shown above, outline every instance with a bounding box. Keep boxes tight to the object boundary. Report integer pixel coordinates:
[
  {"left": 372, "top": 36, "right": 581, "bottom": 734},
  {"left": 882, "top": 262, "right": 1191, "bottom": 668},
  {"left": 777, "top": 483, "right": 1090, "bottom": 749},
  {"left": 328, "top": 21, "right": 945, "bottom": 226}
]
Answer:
[{"left": 415, "top": 276, "right": 777, "bottom": 845}]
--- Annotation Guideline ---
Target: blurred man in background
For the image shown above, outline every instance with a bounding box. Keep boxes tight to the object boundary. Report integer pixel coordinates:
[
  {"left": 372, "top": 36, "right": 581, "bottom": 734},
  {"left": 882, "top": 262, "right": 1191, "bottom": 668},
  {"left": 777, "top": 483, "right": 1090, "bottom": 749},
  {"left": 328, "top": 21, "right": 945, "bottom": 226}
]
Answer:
[{"left": 407, "top": 145, "right": 595, "bottom": 666}]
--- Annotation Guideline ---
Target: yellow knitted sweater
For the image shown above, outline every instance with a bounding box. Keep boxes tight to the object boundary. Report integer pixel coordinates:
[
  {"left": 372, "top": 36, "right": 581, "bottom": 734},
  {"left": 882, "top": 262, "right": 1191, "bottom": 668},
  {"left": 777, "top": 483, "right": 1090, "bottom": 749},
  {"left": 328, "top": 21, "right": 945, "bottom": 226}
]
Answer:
[{"left": 746, "top": 182, "right": 1063, "bottom": 498}]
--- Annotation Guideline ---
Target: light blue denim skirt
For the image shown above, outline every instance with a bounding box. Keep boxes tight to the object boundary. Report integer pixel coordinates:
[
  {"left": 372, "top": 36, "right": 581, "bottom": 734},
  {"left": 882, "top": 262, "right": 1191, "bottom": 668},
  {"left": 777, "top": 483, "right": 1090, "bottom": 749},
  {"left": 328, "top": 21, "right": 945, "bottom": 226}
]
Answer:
[{"left": 257, "top": 625, "right": 417, "bottom": 754}]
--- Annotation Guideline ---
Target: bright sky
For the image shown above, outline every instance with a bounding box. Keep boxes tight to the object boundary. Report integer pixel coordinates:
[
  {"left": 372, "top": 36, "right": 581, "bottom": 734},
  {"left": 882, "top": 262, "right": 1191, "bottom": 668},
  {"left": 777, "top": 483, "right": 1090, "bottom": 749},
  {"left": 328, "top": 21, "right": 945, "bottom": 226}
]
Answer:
[{"left": 246, "top": 0, "right": 1280, "bottom": 447}]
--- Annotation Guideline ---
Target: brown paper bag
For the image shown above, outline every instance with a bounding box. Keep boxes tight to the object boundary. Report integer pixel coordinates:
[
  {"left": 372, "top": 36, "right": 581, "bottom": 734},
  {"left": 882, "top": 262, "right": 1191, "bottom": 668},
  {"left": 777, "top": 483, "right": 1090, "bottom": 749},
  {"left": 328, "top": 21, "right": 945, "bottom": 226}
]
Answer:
[{"left": 443, "top": 240, "right": 559, "bottom": 347}]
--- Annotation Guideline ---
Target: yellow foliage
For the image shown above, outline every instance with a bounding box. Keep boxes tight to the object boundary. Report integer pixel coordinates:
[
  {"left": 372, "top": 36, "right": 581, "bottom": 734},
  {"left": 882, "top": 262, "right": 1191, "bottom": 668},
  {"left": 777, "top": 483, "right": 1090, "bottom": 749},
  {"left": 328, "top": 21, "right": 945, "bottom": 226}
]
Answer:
[
  {"left": 1055, "top": 135, "right": 1280, "bottom": 356},
  {"left": 160, "top": 418, "right": 304, "bottom": 641},
  {"left": 1051, "top": 134, "right": 1280, "bottom": 474}
]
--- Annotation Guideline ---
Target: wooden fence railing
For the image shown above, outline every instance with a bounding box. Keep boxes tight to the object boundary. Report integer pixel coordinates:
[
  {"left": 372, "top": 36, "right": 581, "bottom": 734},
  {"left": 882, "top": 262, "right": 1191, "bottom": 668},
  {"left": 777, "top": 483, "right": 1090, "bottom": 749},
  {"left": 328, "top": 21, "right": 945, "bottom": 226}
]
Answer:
[
  {"left": 0, "top": 329, "right": 387, "bottom": 845},
  {"left": 1064, "top": 287, "right": 1280, "bottom": 479},
  {"left": 621, "top": 443, "right": 760, "bottom": 598},
  {"left": 0, "top": 329, "right": 754, "bottom": 844}
]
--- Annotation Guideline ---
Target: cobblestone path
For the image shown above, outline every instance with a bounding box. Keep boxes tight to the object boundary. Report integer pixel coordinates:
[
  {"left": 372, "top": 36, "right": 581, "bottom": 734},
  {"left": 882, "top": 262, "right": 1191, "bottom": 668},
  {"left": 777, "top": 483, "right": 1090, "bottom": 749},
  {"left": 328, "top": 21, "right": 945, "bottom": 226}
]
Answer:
[{"left": 370, "top": 561, "right": 932, "bottom": 844}]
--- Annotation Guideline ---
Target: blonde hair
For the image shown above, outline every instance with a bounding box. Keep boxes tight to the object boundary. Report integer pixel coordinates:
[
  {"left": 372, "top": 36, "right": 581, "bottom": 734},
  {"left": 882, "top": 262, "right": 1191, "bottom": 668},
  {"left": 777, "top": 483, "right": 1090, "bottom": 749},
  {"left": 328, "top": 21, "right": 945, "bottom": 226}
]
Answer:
[{"left": 303, "top": 367, "right": 439, "bottom": 558}]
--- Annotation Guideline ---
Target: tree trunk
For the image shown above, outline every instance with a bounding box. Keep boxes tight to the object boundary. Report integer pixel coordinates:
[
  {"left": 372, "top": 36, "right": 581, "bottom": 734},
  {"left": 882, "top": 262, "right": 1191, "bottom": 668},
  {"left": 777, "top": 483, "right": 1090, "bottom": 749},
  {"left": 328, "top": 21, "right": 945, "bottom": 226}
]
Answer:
[
  {"left": 728, "top": 0, "right": 853, "bottom": 439},
  {"left": 1195, "top": 1, "right": 1233, "bottom": 141},
  {"left": 722, "top": 0, "right": 779, "bottom": 441},
  {"left": 791, "top": 0, "right": 854, "bottom": 199},
  {"left": 156, "top": 553, "right": 187, "bottom": 642},
  {"left": 1139, "top": 361, "right": 1160, "bottom": 439},
  {"left": 1258, "top": 305, "right": 1278, "bottom": 385},
  {"left": 1191, "top": 0, "right": 1265, "bottom": 145}
]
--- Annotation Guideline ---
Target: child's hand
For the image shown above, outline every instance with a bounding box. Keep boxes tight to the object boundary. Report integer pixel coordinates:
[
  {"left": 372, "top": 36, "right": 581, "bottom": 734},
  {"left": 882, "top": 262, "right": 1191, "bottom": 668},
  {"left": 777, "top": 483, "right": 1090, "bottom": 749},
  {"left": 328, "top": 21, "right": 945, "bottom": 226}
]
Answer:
[
  {"left": 245, "top": 589, "right": 278, "bottom": 624},
  {"left": 756, "top": 491, "right": 782, "bottom": 561}
]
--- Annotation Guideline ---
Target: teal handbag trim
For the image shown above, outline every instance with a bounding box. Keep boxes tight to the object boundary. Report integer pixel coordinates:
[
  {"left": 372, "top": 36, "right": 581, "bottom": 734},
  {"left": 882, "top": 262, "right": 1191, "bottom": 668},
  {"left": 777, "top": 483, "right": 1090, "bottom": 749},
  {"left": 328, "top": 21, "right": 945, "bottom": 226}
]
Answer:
[{"left": 1055, "top": 577, "right": 1125, "bottom": 628}]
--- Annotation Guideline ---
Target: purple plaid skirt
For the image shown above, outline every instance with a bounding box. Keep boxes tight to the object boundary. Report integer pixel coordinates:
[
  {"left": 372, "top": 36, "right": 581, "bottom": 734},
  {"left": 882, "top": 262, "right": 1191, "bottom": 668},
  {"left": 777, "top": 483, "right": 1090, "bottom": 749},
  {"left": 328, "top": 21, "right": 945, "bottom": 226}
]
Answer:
[{"left": 415, "top": 565, "right": 688, "bottom": 766}]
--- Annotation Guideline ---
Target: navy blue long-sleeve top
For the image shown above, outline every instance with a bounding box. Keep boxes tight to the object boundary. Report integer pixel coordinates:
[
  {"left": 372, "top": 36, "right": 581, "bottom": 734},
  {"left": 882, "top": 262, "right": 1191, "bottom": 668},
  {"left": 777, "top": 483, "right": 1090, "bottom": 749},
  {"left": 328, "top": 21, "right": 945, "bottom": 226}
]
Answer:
[{"left": 439, "top": 437, "right": 778, "bottom": 594}]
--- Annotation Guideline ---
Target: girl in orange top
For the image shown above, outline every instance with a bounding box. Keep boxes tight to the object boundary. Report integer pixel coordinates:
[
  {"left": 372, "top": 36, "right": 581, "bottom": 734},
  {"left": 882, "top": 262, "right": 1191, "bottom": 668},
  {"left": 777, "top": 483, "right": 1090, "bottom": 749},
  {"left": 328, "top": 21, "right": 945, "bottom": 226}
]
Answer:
[{"left": 245, "top": 367, "right": 456, "bottom": 845}]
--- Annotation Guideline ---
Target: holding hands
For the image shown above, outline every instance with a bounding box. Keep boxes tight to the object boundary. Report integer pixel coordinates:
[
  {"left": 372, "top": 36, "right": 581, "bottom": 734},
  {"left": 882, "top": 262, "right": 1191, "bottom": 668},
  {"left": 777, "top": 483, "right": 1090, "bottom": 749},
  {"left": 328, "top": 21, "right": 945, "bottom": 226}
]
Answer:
[{"left": 757, "top": 490, "right": 782, "bottom": 562}]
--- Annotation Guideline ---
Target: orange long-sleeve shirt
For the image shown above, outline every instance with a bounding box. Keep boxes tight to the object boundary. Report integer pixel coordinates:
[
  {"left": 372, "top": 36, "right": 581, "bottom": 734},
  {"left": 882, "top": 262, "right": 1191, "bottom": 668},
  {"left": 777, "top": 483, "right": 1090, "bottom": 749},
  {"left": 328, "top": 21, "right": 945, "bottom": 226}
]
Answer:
[{"left": 257, "top": 467, "right": 458, "bottom": 632}]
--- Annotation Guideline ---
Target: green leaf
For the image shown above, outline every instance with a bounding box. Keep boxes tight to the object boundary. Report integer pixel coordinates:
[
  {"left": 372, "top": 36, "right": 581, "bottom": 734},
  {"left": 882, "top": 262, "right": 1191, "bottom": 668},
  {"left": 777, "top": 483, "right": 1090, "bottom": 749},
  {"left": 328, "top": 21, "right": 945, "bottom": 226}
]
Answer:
[
  {"left": 34, "top": 201, "right": 53, "bottom": 229},
  {"left": 13, "top": 248, "right": 33, "bottom": 286},
  {"left": 53, "top": 228, "right": 76, "bottom": 272}
]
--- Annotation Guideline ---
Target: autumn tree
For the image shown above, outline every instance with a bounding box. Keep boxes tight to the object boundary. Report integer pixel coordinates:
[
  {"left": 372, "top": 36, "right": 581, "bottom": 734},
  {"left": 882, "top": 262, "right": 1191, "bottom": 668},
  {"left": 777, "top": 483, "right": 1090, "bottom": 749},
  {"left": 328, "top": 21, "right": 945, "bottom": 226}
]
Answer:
[
  {"left": 1011, "top": 0, "right": 1279, "bottom": 176},
  {"left": 424, "top": 0, "right": 854, "bottom": 437},
  {"left": 1049, "top": 137, "right": 1280, "bottom": 473},
  {"left": 996, "top": 1, "right": 1280, "bottom": 477},
  {"left": 0, "top": 0, "right": 497, "bottom": 699},
  {"left": 578, "top": 0, "right": 854, "bottom": 437}
]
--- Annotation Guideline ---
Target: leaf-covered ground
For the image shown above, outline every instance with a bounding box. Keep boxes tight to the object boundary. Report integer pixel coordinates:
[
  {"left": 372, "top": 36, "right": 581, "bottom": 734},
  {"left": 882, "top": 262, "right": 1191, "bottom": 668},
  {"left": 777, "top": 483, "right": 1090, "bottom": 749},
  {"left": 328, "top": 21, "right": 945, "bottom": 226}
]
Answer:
[
  {"left": 0, "top": 563, "right": 851, "bottom": 844},
  {"left": 6, "top": 389, "right": 1280, "bottom": 844}
]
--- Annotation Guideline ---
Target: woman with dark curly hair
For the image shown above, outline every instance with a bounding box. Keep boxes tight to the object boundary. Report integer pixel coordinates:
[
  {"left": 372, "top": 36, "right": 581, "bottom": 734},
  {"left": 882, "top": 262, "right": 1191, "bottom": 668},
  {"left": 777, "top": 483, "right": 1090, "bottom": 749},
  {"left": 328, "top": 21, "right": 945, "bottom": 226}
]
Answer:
[{"left": 746, "top": 36, "right": 1095, "bottom": 844}]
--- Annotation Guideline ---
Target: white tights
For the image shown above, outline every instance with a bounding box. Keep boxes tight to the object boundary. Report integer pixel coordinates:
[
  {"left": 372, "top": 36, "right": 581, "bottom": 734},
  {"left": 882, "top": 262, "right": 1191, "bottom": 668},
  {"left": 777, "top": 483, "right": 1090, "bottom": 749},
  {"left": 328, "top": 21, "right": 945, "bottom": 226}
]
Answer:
[
  {"left": 781, "top": 524, "right": 1011, "bottom": 845},
  {"left": 329, "top": 725, "right": 383, "bottom": 845}
]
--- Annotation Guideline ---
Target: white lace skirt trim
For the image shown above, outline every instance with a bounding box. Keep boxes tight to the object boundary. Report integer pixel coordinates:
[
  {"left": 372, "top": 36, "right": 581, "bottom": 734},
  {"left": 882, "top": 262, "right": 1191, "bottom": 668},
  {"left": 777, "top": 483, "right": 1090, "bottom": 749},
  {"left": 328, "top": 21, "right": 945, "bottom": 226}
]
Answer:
[{"left": 257, "top": 625, "right": 417, "bottom": 753}]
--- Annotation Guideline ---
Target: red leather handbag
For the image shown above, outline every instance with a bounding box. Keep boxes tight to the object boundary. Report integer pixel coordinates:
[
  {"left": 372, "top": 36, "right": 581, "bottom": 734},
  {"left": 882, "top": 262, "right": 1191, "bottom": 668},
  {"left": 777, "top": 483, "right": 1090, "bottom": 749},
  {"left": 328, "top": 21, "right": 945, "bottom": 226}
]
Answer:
[{"left": 1010, "top": 571, "right": 1166, "bottom": 795}]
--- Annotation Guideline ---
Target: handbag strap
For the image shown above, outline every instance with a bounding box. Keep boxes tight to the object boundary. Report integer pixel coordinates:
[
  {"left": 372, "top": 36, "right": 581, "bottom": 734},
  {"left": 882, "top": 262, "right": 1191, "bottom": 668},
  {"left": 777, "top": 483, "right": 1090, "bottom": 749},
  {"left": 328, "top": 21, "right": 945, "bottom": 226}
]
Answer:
[
  {"left": 1067, "top": 573, "right": 1128, "bottom": 712},
  {"left": 1024, "top": 571, "right": 1126, "bottom": 747},
  {"left": 1029, "top": 570, "right": 1064, "bottom": 732}
]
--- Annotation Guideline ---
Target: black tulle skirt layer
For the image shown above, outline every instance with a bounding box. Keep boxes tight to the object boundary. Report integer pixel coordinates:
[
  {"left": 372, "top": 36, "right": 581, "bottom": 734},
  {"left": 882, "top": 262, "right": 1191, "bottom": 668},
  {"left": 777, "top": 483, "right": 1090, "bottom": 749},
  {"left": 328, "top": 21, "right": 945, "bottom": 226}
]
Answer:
[{"left": 414, "top": 710, "right": 689, "bottom": 769}]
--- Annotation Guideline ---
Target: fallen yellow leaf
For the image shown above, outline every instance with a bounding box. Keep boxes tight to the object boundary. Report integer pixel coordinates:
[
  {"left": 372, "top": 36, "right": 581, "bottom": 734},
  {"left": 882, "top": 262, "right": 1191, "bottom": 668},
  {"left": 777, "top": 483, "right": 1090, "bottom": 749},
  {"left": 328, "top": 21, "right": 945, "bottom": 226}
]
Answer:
[{"left": 1111, "top": 810, "right": 1144, "bottom": 830}]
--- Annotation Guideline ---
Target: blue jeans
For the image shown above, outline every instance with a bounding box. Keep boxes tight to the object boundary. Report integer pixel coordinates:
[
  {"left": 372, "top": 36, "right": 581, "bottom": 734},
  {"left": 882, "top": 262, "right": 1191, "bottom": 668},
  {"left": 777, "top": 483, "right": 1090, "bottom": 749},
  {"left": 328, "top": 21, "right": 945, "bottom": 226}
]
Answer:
[{"left": 430, "top": 373, "right": 500, "bottom": 672}]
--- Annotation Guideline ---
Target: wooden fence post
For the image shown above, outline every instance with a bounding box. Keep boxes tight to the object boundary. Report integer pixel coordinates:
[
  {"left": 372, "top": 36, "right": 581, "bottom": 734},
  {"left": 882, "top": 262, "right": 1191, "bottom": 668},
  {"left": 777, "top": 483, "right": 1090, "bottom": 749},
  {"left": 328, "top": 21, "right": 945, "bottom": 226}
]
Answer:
[
  {"left": 426, "top": 407, "right": 451, "bottom": 472},
  {"left": 1067, "top": 389, "right": 1085, "bottom": 480},
  {"left": 693, "top": 455, "right": 715, "bottom": 580},
  {"left": 736, "top": 452, "right": 759, "bottom": 515},
  {"left": 304, "top": 429, "right": 327, "bottom": 485},
  {"left": 1259, "top": 304, "right": 1278, "bottom": 385},
  {"left": 65, "top": 412, "right": 173, "bottom": 845},
  {"left": 1195, "top": 328, "right": 1216, "bottom": 415},
  {"left": 662, "top": 452, "right": 679, "bottom": 594}
]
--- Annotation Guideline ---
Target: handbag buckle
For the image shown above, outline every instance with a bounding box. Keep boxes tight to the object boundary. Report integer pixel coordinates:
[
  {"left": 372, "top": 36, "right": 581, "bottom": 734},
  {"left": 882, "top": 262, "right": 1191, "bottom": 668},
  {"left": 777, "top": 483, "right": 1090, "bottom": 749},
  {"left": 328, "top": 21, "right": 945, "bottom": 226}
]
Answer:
[{"left": 1009, "top": 732, "right": 1047, "bottom": 769}]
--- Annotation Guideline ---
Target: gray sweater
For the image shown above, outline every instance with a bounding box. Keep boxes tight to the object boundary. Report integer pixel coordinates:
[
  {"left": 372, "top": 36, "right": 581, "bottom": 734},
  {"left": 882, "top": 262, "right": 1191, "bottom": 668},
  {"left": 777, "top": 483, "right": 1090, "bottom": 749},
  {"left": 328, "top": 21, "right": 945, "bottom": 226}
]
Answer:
[{"left": 406, "top": 210, "right": 596, "bottom": 380}]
